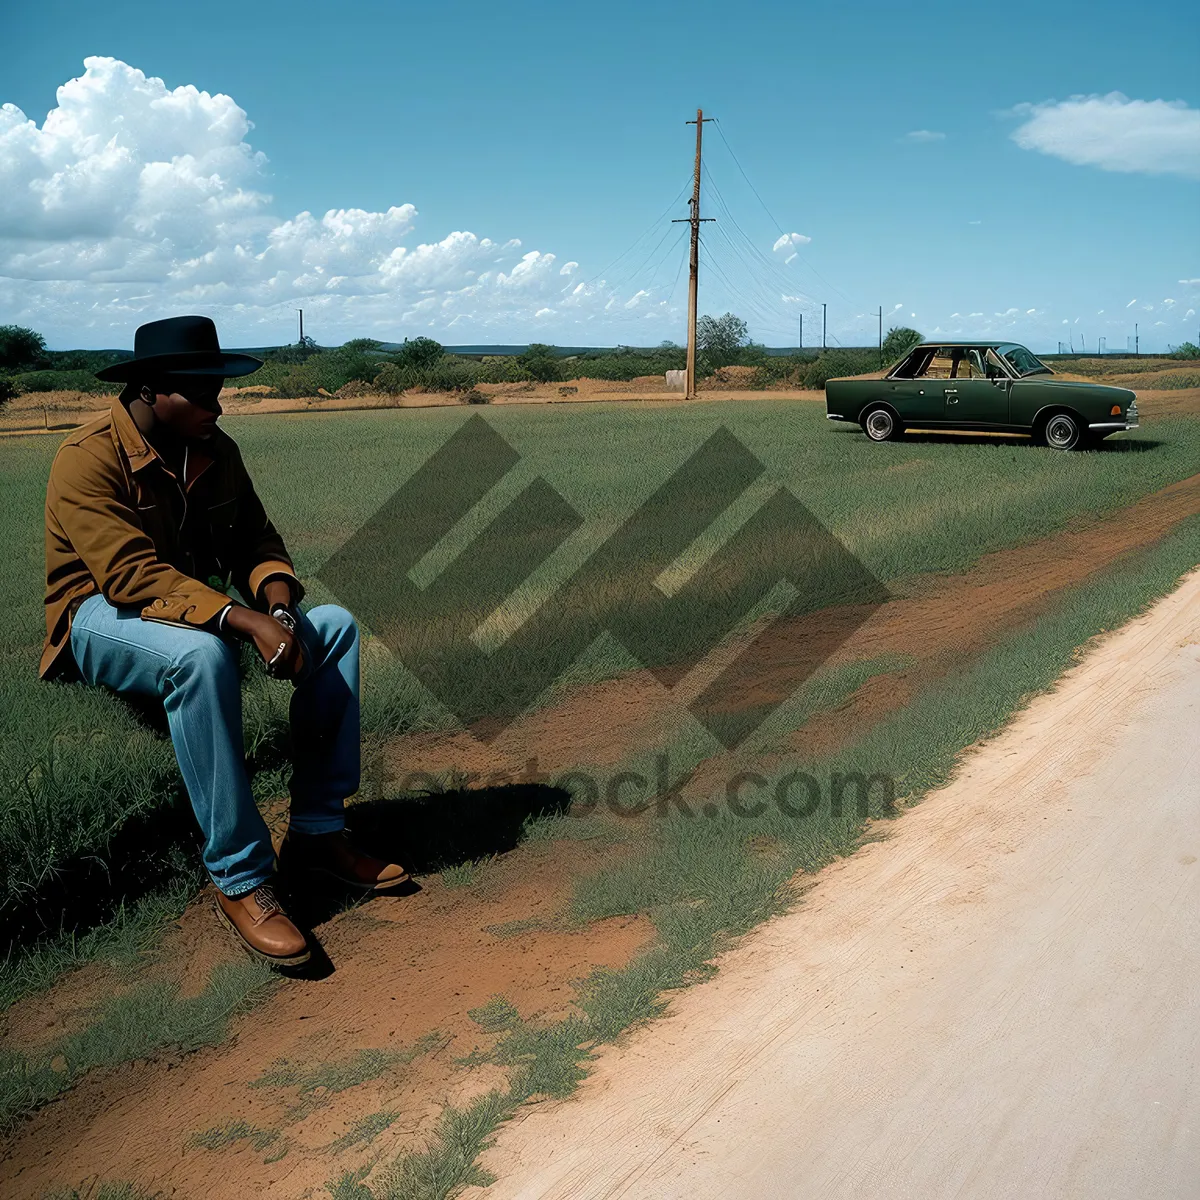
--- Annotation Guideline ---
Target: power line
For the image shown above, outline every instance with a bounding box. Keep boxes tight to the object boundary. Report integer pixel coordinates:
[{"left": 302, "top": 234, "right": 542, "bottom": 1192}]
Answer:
[
  {"left": 709, "top": 120, "right": 865, "bottom": 313},
  {"left": 577, "top": 177, "right": 693, "bottom": 289}
]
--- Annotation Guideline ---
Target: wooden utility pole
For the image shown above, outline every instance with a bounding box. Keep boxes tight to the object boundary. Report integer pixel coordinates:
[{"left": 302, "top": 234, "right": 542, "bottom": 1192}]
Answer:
[
  {"left": 878, "top": 305, "right": 883, "bottom": 367},
  {"left": 674, "top": 109, "right": 714, "bottom": 399},
  {"left": 298, "top": 309, "right": 304, "bottom": 344},
  {"left": 822, "top": 302, "right": 827, "bottom": 350}
]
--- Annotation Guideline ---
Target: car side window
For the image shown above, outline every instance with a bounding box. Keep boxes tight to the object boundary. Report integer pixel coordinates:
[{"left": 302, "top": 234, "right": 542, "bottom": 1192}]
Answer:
[
  {"left": 962, "top": 350, "right": 986, "bottom": 379},
  {"left": 922, "top": 351, "right": 956, "bottom": 379}
]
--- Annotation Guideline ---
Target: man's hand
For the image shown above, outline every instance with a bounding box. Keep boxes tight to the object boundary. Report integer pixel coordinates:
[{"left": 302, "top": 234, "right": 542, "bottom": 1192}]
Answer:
[{"left": 225, "top": 605, "right": 306, "bottom": 680}]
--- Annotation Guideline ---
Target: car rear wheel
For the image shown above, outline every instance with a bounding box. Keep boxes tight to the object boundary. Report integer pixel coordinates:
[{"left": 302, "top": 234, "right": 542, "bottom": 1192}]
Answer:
[
  {"left": 1039, "top": 411, "right": 1085, "bottom": 451},
  {"left": 862, "top": 406, "right": 903, "bottom": 442}
]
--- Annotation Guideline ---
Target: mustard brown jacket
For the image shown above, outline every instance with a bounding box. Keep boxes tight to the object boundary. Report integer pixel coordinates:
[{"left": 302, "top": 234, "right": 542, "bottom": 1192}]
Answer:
[{"left": 41, "top": 396, "right": 303, "bottom": 681}]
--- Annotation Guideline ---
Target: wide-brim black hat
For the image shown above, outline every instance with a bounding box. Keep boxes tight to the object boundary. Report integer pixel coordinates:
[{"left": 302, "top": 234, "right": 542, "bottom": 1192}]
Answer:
[{"left": 95, "top": 315, "right": 263, "bottom": 382}]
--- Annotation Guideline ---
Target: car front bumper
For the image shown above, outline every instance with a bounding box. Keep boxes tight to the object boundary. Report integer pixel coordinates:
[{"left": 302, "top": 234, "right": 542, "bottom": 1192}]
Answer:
[
  {"left": 1089, "top": 400, "right": 1139, "bottom": 432},
  {"left": 826, "top": 412, "right": 850, "bottom": 421}
]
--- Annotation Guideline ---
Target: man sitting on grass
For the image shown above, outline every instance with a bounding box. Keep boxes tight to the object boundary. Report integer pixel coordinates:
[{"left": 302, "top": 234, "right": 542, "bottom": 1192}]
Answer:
[{"left": 39, "top": 315, "right": 407, "bottom": 968}]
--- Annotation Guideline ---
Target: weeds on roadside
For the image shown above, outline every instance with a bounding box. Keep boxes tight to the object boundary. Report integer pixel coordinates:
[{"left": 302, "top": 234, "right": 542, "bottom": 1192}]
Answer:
[
  {"left": 328, "top": 1108, "right": 403, "bottom": 1153},
  {"left": 44, "top": 1183, "right": 159, "bottom": 1200},
  {"left": 188, "top": 1118, "right": 286, "bottom": 1161},
  {"left": 438, "top": 857, "right": 494, "bottom": 889},
  {"left": 0, "top": 961, "right": 274, "bottom": 1132},
  {"left": 250, "top": 1034, "right": 443, "bottom": 1121}
]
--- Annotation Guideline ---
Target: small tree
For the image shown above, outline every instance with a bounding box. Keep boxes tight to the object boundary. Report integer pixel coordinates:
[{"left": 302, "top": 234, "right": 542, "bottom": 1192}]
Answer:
[
  {"left": 393, "top": 337, "right": 444, "bottom": 370},
  {"left": 517, "top": 343, "right": 562, "bottom": 383},
  {"left": 697, "top": 313, "right": 748, "bottom": 369},
  {"left": 342, "top": 337, "right": 383, "bottom": 354},
  {"left": 1170, "top": 341, "right": 1200, "bottom": 360},
  {"left": 881, "top": 326, "right": 923, "bottom": 364},
  {"left": 0, "top": 325, "right": 47, "bottom": 371}
]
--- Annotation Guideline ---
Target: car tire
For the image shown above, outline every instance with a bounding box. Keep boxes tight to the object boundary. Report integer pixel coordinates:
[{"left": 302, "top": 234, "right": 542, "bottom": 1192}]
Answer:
[
  {"left": 861, "top": 406, "right": 903, "bottom": 442},
  {"left": 1038, "top": 411, "right": 1085, "bottom": 451}
]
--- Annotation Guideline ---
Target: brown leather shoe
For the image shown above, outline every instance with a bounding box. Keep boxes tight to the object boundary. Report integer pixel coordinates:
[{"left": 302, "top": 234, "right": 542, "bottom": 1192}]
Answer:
[
  {"left": 278, "top": 829, "right": 410, "bottom": 891},
  {"left": 214, "top": 883, "right": 311, "bottom": 966}
]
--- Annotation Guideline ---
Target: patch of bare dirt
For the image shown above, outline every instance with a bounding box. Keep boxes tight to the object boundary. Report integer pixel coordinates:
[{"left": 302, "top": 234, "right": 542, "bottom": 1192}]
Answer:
[{"left": 0, "top": 840, "right": 651, "bottom": 1200}]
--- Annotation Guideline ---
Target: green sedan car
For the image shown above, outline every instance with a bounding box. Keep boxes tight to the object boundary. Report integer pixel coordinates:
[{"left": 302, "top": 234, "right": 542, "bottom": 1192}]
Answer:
[{"left": 825, "top": 341, "right": 1138, "bottom": 450}]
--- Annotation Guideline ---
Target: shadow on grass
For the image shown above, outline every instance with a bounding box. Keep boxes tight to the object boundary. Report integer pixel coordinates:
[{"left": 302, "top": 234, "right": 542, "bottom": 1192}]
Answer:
[
  {"left": 269, "top": 778, "right": 574, "bottom": 977},
  {"left": 828, "top": 425, "right": 1164, "bottom": 453}
]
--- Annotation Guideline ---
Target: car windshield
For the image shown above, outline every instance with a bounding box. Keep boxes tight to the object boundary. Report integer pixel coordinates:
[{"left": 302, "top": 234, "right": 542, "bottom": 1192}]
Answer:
[{"left": 999, "top": 344, "right": 1051, "bottom": 377}]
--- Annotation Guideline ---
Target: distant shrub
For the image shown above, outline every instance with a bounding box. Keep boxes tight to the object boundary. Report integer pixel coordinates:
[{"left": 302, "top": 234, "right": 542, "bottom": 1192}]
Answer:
[
  {"left": 1170, "top": 341, "right": 1200, "bottom": 360},
  {"left": 44, "top": 348, "right": 128, "bottom": 373},
  {"left": 392, "top": 337, "right": 444, "bottom": 370},
  {"left": 372, "top": 363, "right": 408, "bottom": 395},
  {"left": 0, "top": 325, "right": 48, "bottom": 371},
  {"left": 262, "top": 337, "right": 320, "bottom": 365},
  {"left": 803, "top": 349, "right": 880, "bottom": 390},
  {"left": 475, "top": 357, "right": 527, "bottom": 384},
  {"left": 697, "top": 313, "right": 749, "bottom": 368},
  {"left": 271, "top": 347, "right": 381, "bottom": 398},
  {"left": 517, "top": 344, "right": 562, "bottom": 383},
  {"left": 464, "top": 389, "right": 491, "bottom": 405},
  {"left": 881, "top": 326, "right": 923, "bottom": 364},
  {"left": 11, "top": 369, "right": 119, "bottom": 395},
  {"left": 372, "top": 356, "right": 482, "bottom": 394},
  {"left": 0, "top": 376, "right": 18, "bottom": 407}
]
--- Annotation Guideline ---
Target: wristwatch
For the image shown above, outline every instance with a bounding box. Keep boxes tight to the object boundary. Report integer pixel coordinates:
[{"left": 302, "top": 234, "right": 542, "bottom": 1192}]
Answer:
[{"left": 270, "top": 603, "right": 298, "bottom": 634}]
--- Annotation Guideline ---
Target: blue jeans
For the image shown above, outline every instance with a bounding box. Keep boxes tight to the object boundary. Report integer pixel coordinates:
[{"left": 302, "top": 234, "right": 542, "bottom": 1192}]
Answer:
[{"left": 69, "top": 596, "right": 361, "bottom": 897}]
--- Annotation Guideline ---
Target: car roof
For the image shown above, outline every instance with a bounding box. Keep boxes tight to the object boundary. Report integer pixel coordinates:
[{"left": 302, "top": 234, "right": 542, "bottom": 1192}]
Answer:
[{"left": 915, "top": 340, "right": 1009, "bottom": 348}]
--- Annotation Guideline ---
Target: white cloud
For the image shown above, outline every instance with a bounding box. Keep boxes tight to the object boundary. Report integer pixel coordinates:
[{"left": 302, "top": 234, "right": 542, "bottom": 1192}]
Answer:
[
  {"left": 968, "top": 220, "right": 982, "bottom": 225},
  {"left": 968, "top": 312, "right": 983, "bottom": 318},
  {"left": 1180, "top": 279, "right": 1200, "bottom": 286},
  {"left": 772, "top": 232, "right": 811, "bottom": 252},
  {"left": 904, "top": 130, "right": 945, "bottom": 142},
  {"left": 1186, "top": 308, "right": 1196, "bottom": 318},
  {"left": 1126, "top": 298, "right": 1139, "bottom": 307},
  {"left": 1010, "top": 93, "right": 1200, "bottom": 179},
  {"left": 0, "top": 58, "right": 678, "bottom": 343}
]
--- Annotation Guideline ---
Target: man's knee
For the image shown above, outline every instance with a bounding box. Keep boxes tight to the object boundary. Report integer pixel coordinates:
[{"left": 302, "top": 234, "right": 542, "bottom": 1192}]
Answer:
[
  {"left": 305, "top": 604, "right": 358, "bottom": 648},
  {"left": 170, "top": 632, "right": 239, "bottom": 684}
]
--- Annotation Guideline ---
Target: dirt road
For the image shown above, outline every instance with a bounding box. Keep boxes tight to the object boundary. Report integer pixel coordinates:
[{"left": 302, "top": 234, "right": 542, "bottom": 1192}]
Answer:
[{"left": 471, "top": 568, "right": 1200, "bottom": 1200}]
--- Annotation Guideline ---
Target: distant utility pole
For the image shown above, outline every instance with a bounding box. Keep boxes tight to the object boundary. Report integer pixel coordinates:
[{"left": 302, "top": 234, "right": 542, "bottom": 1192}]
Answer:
[
  {"left": 298, "top": 309, "right": 304, "bottom": 344},
  {"left": 799, "top": 313, "right": 803, "bottom": 350},
  {"left": 1135, "top": 323, "right": 1139, "bottom": 357},
  {"left": 878, "top": 306, "right": 883, "bottom": 367},
  {"left": 673, "top": 108, "right": 715, "bottom": 399},
  {"left": 822, "top": 302, "right": 827, "bottom": 350}
]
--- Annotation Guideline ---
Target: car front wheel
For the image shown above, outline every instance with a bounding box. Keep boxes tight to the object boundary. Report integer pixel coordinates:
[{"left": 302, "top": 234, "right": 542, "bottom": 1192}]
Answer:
[
  {"left": 862, "top": 406, "right": 903, "bottom": 442},
  {"left": 1039, "top": 411, "right": 1085, "bottom": 451}
]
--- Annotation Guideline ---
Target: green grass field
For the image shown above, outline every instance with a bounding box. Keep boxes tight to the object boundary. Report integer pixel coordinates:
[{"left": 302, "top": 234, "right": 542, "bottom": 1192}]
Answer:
[
  {"left": 2, "top": 400, "right": 1199, "bottom": 991},
  {"left": 4, "top": 398, "right": 1200, "bottom": 1187}
]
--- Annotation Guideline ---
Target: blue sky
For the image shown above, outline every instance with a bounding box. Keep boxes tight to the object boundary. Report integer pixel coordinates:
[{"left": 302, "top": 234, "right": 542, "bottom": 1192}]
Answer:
[{"left": 3, "top": 0, "right": 1198, "bottom": 351}]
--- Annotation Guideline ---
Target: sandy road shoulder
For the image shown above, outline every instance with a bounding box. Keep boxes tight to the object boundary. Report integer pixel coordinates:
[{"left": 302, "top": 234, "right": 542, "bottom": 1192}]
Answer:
[{"left": 468, "top": 567, "right": 1200, "bottom": 1200}]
